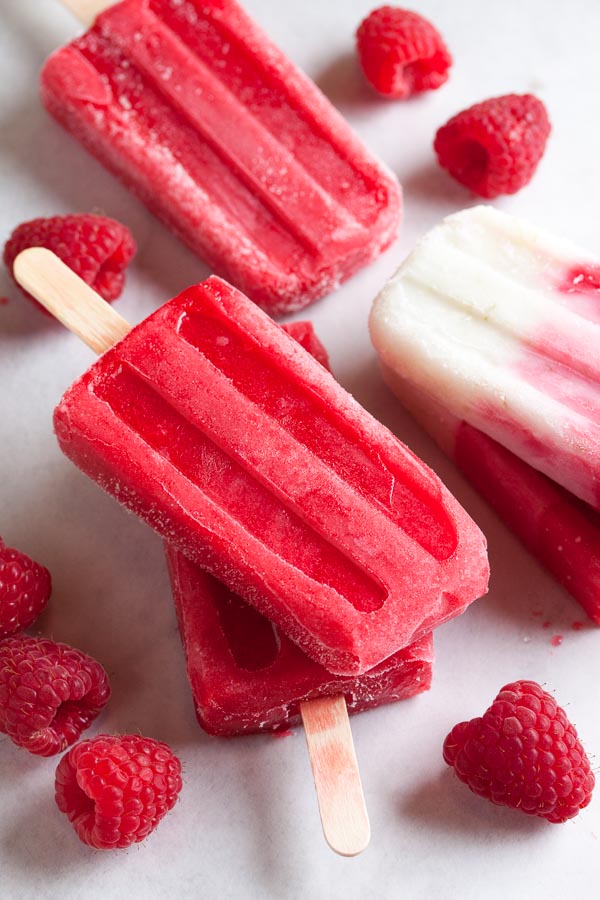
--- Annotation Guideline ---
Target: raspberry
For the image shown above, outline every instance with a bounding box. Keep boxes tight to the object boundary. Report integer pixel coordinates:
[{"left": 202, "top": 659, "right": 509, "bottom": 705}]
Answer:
[
  {"left": 0, "top": 538, "right": 51, "bottom": 639},
  {"left": 55, "top": 734, "right": 183, "bottom": 849},
  {"left": 356, "top": 7, "right": 452, "bottom": 99},
  {"left": 282, "top": 321, "right": 330, "bottom": 369},
  {"left": 443, "top": 680, "right": 595, "bottom": 823},
  {"left": 434, "top": 94, "right": 551, "bottom": 198},
  {"left": 0, "top": 636, "right": 111, "bottom": 756},
  {"left": 3, "top": 214, "right": 136, "bottom": 311}
]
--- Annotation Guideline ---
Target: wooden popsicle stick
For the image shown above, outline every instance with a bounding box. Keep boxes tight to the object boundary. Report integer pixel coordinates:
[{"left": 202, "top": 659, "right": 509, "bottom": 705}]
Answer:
[
  {"left": 13, "top": 247, "right": 371, "bottom": 857},
  {"left": 58, "top": 0, "right": 115, "bottom": 27},
  {"left": 13, "top": 248, "right": 130, "bottom": 354},
  {"left": 300, "top": 695, "right": 371, "bottom": 856}
]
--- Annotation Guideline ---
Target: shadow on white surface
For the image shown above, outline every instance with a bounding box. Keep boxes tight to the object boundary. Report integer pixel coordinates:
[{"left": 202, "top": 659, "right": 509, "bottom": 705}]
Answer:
[
  {"left": 1, "top": 1, "right": 68, "bottom": 64},
  {"left": 401, "top": 160, "right": 478, "bottom": 212},
  {"left": 314, "top": 50, "right": 376, "bottom": 115},
  {"left": 401, "top": 768, "right": 548, "bottom": 839},
  {"left": 0, "top": 267, "right": 58, "bottom": 338},
  {"left": 3, "top": 791, "right": 91, "bottom": 879}
]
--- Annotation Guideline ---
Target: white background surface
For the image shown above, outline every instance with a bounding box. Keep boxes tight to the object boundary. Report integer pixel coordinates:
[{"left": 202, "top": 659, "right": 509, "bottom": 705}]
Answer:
[{"left": 1, "top": 1, "right": 600, "bottom": 897}]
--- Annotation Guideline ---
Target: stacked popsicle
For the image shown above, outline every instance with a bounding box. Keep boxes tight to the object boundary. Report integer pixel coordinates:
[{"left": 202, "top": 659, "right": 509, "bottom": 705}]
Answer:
[
  {"left": 163, "top": 320, "right": 435, "bottom": 737},
  {"left": 370, "top": 206, "right": 600, "bottom": 623},
  {"left": 16, "top": 249, "right": 489, "bottom": 856}
]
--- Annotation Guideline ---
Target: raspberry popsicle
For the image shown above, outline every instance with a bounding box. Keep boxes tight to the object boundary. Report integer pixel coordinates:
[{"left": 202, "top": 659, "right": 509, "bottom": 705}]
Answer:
[
  {"left": 16, "top": 249, "right": 488, "bottom": 677},
  {"left": 166, "top": 547, "right": 433, "bottom": 736},
  {"left": 43, "top": 0, "right": 401, "bottom": 314},
  {"left": 166, "top": 321, "right": 432, "bottom": 734},
  {"left": 370, "top": 206, "right": 600, "bottom": 510},
  {"left": 379, "top": 370, "right": 600, "bottom": 625}
]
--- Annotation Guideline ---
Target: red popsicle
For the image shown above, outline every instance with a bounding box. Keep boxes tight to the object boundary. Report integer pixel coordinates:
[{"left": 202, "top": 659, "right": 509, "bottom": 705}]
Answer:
[
  {"left": 51, "top": 273, "right": 489, "bottom": 675},
  {"left": 165, "top": 320, "right": 432, "bottom": 735},
  {"left": 16, "top": 253, "right": 381, "bottom": 856},
  {"left": 42, "top": 0, "right": 402, "bottom": 314}
]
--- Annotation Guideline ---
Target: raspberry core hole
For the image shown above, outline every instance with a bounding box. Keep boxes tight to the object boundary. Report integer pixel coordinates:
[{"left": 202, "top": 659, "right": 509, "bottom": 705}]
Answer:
[
  {"left": 404, "top": 52, "right": 446, "bottom": 90},
  {"left": 52, "top": 698, "right": 89, "bottom": 733},
  {"left": 455, "top": 139, "right": 489, "bottom": 182}
]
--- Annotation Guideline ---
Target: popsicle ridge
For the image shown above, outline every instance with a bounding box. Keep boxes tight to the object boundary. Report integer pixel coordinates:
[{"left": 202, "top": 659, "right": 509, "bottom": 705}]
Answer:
[
  {"left": 87, "top": 361, "right": 388, "bottom": 614},
  {"left": 212, "top": 583, "right": 280, "bottom": 672},
  {"left": 401, "top": 255, "right": 600, "bottom": 451},
  {"left": 101, "top": 4, "right": 363, "bottom": 254},
  {"left": 175, "top": 306, "right": 458, "bottom": 561}
]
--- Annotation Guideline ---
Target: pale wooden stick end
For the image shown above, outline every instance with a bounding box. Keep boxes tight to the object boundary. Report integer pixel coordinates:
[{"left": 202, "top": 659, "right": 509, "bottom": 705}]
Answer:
[
  {"left": 300, "top": 694, "right": 371, "bottom": 857},
  {"left": 13, "top": 248, "right": 131, "bottom": 354},
  {"left": 58, "top": 0, "right": 115, "bottom": 27}
]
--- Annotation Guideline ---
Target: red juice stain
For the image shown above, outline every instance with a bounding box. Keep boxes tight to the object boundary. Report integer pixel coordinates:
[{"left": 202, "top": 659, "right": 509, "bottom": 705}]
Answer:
[
  {"left": 572, "top": 621, "right": 585, "bottom": 631},
  {"left": 542, "top": 621, "right": 552, "bottom": 629},
  {"left": 272, "top": 729, "right": 294, "bottom": 739},
  {"left": 531, "top": 609, "right": 543, "bottom": 618},
  {"left": 550, "top": 634, "right": 563, "bottom": 647},
  {"left": 559, "top": 264, "right": 600, "bottom": 323},
  {"left": 0, "top": 297, "right": 9, "bottom": 306},
  {"left": 562, "top": 264, "right": 600, "bottom": 293}
]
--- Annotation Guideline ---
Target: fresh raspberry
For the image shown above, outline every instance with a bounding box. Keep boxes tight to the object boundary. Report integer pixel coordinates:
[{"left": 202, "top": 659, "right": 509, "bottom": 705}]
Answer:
[
  {"left": 282, "top": 321, "right": 330, "bottom": 369},
  {"left": 0, "top": 538, "right": 51, "bottom": 639},
  {"left": 0, "top": 636, "right": 111, "bottom": 756},
  {"left": 356, "top": 7, "right": 452, "bottom": 99},
  {"left": 3, "top": 214, "right": 136, "bottom": 311},
  {"left": 443, "top": 680, "right": 595, "bottom": 823},
  {"left": 434, "top": 94, "right": 551, "bottom": 198},
  {"left": 55, "top": 734, "right": 183, "bottom": 849}
]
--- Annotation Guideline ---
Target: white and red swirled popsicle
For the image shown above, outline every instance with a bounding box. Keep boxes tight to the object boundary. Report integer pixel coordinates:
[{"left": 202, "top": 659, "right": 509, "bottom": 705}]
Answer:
[
  {"left": 376, "top": 369, "right": 600, "bottom": 625},
  {"left": 370, "top": 206, "right": 600, "bottom": 511},
  {"left": 41, "top": 0, "right": 401, "bottom": 314}
]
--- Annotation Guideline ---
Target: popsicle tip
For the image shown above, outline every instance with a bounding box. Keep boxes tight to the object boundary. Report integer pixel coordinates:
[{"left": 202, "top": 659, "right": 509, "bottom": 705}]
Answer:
[{"left": 13, "top": 247, "right": 59, "bottom": 312}]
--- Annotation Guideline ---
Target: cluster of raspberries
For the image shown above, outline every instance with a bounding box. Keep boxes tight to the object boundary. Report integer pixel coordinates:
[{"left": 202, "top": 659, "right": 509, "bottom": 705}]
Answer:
[
  {"left": 0, "top": 538, "right": 182, "bottom": 850},
  {"left": 356, "top": 6, "right": 550, "bottom": 198}
]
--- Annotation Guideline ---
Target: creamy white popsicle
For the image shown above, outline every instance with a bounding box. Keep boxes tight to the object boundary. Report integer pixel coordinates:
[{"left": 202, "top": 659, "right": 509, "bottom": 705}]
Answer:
[{"left": 370, "top": 206, "right": 600, "bottom": 510}]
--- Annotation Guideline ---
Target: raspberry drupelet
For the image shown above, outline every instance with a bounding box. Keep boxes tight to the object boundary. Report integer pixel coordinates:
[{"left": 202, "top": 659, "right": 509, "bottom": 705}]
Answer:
[
  {"left": 443, "top": 680, "right": 594, "bottom": 823},
  {"left": 55, "top": 734, "right": 183, "bottom": 849}
]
